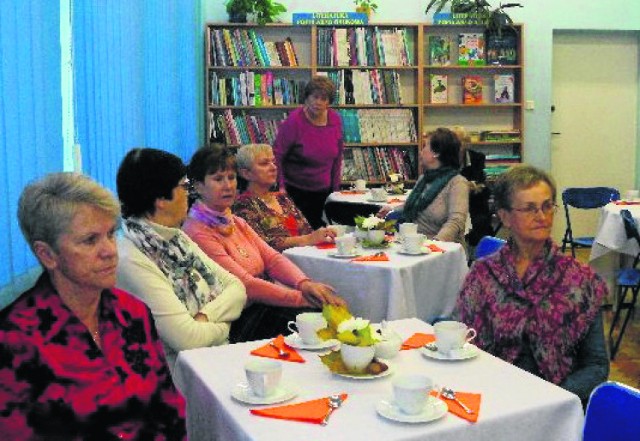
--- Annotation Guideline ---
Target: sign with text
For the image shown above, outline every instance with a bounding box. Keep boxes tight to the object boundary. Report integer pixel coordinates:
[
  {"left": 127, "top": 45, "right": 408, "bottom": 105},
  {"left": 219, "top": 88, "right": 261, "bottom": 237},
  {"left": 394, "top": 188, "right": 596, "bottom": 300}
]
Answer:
[{"left": 292, "top": 12, "right": 368, "bottom": 26}]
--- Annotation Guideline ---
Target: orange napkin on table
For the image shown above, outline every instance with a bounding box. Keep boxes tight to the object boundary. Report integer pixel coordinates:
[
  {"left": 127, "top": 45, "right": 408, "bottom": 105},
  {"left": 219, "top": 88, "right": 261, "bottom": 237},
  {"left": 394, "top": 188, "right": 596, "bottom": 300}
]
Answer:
[
  {"left": 339, "top": 190, "right": 365, "bottom": 195},
  {"left": 388, "top": 198, "right": 404, "bottom": 203},
  {"left": 430, "top": 391, "right": 481, "bottom": 423},
  {"left": 250, "top": 335, "right": 305, "bottom": 363},
  {"left": 613, "top": 200, "right": 640, "bottom": 205},
  {"left": 401, "top": 333, "right": 435, "bottom": 350},
  {"left": 315, "top": 242, "right": 336, "bottom": 249},
  {"left": 250, "top": 393, "right": 349, "bottom": 424},
  {"left": 350, "top": 253, "right": 389, "bottom": 262},
  {"left": 426, "top": 243, "right": 445, "bottom": 253}
]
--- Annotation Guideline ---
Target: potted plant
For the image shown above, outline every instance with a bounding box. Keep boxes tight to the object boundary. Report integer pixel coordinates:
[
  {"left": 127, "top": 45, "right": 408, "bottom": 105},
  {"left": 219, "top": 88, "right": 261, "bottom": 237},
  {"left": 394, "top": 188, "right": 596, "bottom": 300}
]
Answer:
[
  {"left": 425, "top": 0, "right": 523, "bottom": 36},
  {"left": 354, "top": 214, "right": 396, "bottom": 245},
  {"left": 353, "top": 0, "right": 378, "bottom": 18},
  {"left": 225, "top": 0, "right": 287, "bottom": 25}
]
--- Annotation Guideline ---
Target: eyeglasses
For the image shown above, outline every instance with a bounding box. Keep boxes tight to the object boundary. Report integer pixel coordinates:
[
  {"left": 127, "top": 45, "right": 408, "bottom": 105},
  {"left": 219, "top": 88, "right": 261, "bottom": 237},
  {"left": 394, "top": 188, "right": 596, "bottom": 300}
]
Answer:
[{"left": 510, "top": 201, "right": 558, "bottom": 217}]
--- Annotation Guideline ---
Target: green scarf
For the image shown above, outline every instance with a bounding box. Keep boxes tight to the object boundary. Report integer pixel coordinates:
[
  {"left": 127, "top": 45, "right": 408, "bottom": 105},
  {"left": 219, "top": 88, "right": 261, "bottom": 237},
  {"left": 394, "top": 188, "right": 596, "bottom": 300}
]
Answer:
[{"left": 402, "top": 166, "right": 459, "bottom": 222}]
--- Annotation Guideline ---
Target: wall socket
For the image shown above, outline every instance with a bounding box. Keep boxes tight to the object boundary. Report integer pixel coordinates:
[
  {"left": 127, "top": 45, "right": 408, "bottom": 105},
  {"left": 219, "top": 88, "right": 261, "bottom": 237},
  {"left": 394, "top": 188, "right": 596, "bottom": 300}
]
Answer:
[{"left": 525, "top": 100, "right": 535, "bottom": 110}]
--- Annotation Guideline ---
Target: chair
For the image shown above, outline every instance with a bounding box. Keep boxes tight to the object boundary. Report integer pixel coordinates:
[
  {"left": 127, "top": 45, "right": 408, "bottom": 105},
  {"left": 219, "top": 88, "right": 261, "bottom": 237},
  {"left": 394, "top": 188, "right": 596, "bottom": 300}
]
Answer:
[
  {"left": 608, "top": 209, "right": 640, "bottom": 359},
  {"left": 474, "top": 236, "right": 507, "bottom": 260},
  {"left": 561, "top": 187, "right": 620, "bottom": 257},
  {"left": 583, "top": 381, "right": 640, "bottom": 441},
  {"left": 384, "top": 209, "right": 403, "bottom": 222},
  {"left": 323, "top": 201, "right": 379, "bottom": 226}
]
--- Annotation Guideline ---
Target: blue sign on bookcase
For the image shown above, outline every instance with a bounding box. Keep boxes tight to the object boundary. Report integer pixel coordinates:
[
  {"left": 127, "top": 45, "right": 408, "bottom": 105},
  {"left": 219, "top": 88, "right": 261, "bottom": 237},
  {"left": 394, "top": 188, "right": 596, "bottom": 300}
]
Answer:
[{"left": 292, "top": 12, "right": 368, "bottom": 26}]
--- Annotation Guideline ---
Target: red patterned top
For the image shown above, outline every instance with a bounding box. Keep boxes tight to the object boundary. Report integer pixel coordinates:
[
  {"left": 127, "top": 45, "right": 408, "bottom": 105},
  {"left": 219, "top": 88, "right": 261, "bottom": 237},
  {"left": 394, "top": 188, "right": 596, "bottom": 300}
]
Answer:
[{"left": 0, "top": 274, "right": 187, "bottom": 440}]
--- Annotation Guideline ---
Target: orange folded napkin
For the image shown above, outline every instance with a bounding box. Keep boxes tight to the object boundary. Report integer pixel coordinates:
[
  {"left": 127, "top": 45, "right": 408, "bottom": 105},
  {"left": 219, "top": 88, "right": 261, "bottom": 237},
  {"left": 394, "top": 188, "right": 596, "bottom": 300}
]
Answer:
[
  {"left": 250, "top": 393, "right": 349, "bottom": 424},
  {"left": 250, "top": 335, "right": 305, "bottom": 363},
  {"left": 426, "top": 243, "right": 445, "bottom": 253},
  {"left": 401, "top": 333, "right": 436, "bottom": 350},
  {"left": 388, "top": 198, "right": 404, "bottom": 203},
  {"left": 315, "top": 242, "right": 336, "bottom": 249},
  {"left": 339, "top": 190, "right": 365, "bottom": 195},
  {"left": 613, "top": 200, "right": 640, "bottom": 205},
  {"left": 430, "top": 391, "right": 481, "bottom": 423},
  {"left": 350, "top": 253, "right": 389, "bottom": 262}
]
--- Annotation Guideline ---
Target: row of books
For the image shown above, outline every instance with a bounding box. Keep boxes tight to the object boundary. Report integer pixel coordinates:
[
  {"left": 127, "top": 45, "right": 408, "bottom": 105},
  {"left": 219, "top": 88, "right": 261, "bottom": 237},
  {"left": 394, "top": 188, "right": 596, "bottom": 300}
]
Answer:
[
  {"left": 429, "top": 74, "right": 515, "bottom": 104},
  {"left": 208, "top": 109, "right": 285, "bottom": 145},
  {"left": 337, "top": 109, "right": 417, "bottom": 144},
  {"left": 317, "top": 27, "right": 413, "bottom": 67},
  {"left": 319, "top": 69, "right": 404, "bottom": 105},
  {"left": 208, "top": 71, "right": 304, "bottom": 106},
  {"left": 342, "top": 147, "right": 418, "bottom": 182},
  {"left": 208, "top": 28, "right": 298, "bottom": 67},
  {"left": 428, "top": 31, "right": 518, "bottom": 67}
]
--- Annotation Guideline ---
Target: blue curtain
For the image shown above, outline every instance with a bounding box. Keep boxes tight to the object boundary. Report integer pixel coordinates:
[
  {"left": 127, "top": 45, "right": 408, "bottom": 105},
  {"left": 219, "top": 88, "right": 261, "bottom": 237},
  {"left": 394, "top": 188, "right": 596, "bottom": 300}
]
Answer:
[
  {"left": 0, "top": 1, "right": 63, "bottom": 307},
  {"left": 72, "top": 0, "right": 203, "bottom": 193}
]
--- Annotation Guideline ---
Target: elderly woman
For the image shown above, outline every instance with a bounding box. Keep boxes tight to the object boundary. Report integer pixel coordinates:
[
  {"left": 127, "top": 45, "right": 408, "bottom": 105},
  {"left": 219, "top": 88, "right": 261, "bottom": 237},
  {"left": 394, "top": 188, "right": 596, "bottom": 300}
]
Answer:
[
  {"left": 234, "top": 143, "right": 336, "bottom": 251},
  {"left": 379, "top": 127, "right": 469, "bottom": 245},
  {"left": 0, "top": 173, "right": 186, "bottom": 439},
  {"left": 456, "top": 165, "right": 609, "bottom": 405},
  {"left": 116, "top": 148, "right": 246, "bottom": 371},
  {"left": 274, "top": 75, "right": 343, "bottom": 229},
  {"left": 183, "top": 144, "right": 345, "bottom": 343}
]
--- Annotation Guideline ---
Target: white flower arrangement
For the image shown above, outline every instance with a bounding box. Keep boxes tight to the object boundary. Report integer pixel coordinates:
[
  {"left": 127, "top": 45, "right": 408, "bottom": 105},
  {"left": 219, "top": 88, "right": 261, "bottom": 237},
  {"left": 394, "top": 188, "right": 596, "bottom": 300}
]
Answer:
[
  {"left": 361, "top": 215, "right": 384, "bottom": 230},
  {"left": 354, "top": 214, "right": 397, "bottom": 232}
]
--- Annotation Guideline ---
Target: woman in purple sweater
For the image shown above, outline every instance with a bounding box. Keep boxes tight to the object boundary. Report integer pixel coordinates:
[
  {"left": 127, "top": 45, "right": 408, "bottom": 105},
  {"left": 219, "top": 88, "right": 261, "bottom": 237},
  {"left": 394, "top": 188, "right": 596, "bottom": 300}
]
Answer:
[{"left": 274, "top": 75, "right": 344, "bottom": 229}]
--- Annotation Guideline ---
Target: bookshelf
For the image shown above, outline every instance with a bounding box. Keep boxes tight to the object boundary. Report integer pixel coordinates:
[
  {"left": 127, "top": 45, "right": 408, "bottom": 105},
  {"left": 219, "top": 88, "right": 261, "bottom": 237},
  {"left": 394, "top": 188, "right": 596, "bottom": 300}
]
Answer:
[{"left": 205, "top": 22, "right": 524, "bottom": 184}]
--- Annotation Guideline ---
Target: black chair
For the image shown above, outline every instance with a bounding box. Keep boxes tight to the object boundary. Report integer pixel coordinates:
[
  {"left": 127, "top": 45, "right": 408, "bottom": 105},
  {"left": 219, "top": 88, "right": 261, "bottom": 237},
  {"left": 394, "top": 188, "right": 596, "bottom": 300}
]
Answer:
[
  {"left": 323, "top": 201, "right": 380, "bottom": 226},
  {"left": 561, "top": 187, "right": 620, "bottom": 257},
  {"left": 608, "top": 209, "right": 640, "bottom": 359}
]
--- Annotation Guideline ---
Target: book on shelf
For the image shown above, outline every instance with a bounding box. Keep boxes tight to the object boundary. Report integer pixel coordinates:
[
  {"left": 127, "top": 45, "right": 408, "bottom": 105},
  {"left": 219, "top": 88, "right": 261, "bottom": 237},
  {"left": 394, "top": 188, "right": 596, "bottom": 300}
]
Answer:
[
  {"left": 462, "top": 75, "right": 483, "bottom": 104},
  {"left": 209, "top": 110, "right": 288, "bottom": 145},
  {"left": 458, "top": 33, "right": 485, "bottom": 66},
  {"left": 486, "top": 30, "right": 518, "bottom": 65},
  {"left": 428, "top": 35, "right": 452, "bottom": 66},
  {"left": 494, "top": 74, "right": 515, "bottom": 103},
  {"left": 208, "top": 28, "right": 300, "bottom": 68},
  {"left": 430, "top": 74, "right": 448, "bottom": 104}
]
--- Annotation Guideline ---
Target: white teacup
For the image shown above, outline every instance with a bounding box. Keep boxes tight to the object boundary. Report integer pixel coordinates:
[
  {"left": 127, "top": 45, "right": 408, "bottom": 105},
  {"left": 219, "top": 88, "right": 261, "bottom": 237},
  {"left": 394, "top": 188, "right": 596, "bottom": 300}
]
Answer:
[
  {"left": 371, "top": 188, "right": 388, "bottom": 202},
  {"left": 287, "top": 312, "right": 327, "bottom": 345},
  {"left": 399, "top": 223, "right": 418, "bottom": 239},
  {"left": 392, "top": 374, "right": 435, "bottom": 415},
  {"left": 374, "top": 329, "right": 402, "bottom": 359},
  {"left": 245, "top": 359, "right": 282, "bottom": 397},
  {"left": 403, "top": 233, "right": 426, "bottom": 254},
  {"left": 335, "top": 235, "right": 357, "bottom": 255},
  {"left": 433, "top": 320, "right": 477, "bottom": 355},
  {"left": 626, "top": 189, "right": 640, "bottom": 201},
  {"left": 354, "top": 179, "right": 367, "bottom": 191},
  {"left": 330, "top": 224, "right": 347, "bottom": 237}
]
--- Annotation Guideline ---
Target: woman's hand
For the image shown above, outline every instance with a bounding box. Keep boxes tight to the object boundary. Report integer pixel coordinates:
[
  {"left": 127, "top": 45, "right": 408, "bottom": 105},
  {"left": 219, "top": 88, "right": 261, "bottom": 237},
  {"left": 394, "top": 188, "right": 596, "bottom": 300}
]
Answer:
[
  {"left": 307, "top": 227, "right": 336, "bottom": 245},
  {"left": 377, "top": 205, "right": 394, "bottom": 218},
  {"left": 299, "top": 281, "right": 346, "bottom": 308}
]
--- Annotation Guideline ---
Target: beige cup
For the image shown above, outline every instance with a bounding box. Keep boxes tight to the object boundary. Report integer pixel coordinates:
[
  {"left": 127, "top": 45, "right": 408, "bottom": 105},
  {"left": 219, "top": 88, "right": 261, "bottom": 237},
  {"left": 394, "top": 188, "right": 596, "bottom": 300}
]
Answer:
[
  {"left": 330, "top": 224, "right": 347, "bottom": 237},
  {"left": 399, "top": 223, "right": 418, "bottom": 238},
  {"left": 245, "top": 359, "right": 282, "bottom": 397},
  {"left": 335, "top": 235, "right": 357, "bottom": 255},
  {"left": 287, "top": 312, "right": 327, "bottom": 345},
  {"left": 402, "top": 233, "right": 426, "bottom": 254},
  {"left": 433, "top": 321, "right": 477, "bottom": 354},
  {"left": 355, "top": 179, "right": 367, "bottom": 191},
  {"left": 392, "top": 374, "right": 435, "bottom": 415}
]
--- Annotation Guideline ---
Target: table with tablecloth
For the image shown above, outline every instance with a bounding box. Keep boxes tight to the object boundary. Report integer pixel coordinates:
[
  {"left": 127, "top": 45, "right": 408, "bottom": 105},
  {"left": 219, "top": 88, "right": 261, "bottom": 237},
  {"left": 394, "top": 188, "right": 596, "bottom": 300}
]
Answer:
[{"left": 174, "top": 318, "right": 585, "bottom": 441}]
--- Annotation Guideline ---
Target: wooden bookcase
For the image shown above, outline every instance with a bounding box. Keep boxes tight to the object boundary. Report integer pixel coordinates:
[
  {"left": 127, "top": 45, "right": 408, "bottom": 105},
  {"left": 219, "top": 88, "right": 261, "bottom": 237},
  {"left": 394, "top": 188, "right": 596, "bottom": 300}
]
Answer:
[{"left": 204, "top": 22, "right": 524, "bottom": 184}]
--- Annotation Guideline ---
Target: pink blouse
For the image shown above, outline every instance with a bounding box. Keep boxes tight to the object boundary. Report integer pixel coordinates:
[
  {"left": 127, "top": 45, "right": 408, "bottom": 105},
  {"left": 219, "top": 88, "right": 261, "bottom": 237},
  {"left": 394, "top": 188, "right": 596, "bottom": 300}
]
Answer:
[{"left": 183, "top": 215, "right": 311, "bottom": 308}]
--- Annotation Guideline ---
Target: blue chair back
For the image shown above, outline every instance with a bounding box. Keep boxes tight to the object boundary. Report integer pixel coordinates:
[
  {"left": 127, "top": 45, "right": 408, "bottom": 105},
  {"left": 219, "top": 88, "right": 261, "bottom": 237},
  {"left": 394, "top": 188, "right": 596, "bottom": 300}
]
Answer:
[
  {"left": 474, "top": 236, "right": 506, "bottom": 260},
  {"left": 562, "top": 187, "right": 620, "bottom": 209},
  {"left": 583, "top": 381, "right": 640, "bottom": 441}
]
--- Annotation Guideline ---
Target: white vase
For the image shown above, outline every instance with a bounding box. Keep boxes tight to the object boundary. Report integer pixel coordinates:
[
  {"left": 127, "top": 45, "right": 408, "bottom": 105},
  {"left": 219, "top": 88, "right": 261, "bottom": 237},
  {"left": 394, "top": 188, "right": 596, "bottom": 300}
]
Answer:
[
  {"left": 367, "top": 229, "right": 385, "bottom": 244},
  {"left": 340, "top": 344, "right": 375, "bottom": 373},
  {"left": 355, "top": 228, "right": 368, "bottom": 241}
]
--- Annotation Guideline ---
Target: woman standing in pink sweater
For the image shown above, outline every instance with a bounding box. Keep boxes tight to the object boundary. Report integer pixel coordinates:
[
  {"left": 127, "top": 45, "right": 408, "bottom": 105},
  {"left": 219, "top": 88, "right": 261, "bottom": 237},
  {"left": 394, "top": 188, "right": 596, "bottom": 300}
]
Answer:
[{"left": 183, "top": 144, "right": 346, "bottom": 343}]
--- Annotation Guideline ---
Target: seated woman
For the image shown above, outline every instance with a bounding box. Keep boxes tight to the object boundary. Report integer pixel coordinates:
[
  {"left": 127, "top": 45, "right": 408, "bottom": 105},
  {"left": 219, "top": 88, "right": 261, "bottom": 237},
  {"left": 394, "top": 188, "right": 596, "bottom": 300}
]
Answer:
[
  {"left": 116, "top": 148, "right": 247, "bottom": 371},
  {"left": 1, "top": 173, "right": 186, "bottom": 439},
  {"left": 182, "top": 144, "right": 346, "bottom": 343},
  {"left": 378, "top": 127, "right": 469, "bottom": 245},
  {"left": 234, "top": 143, "right": 336, "bottom": 251},
  {"left": 456, "top": 165, "right": 609, "bottom": 405}
]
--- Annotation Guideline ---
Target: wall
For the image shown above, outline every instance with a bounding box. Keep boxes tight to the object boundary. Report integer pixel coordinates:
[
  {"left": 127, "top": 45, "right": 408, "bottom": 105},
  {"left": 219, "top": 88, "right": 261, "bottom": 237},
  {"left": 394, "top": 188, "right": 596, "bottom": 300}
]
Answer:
[{"left": 204, "top": 0, "right": 640, "bottom": 177}]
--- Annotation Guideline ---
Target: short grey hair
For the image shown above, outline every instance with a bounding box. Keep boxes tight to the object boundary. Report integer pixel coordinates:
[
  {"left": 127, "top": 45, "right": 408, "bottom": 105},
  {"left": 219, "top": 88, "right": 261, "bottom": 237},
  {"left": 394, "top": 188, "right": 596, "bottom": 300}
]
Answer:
[
  {"left": 236, "top": 144, "right": 274, "bottom": 171},
  {"left": 492, "top": 165, "right": 557, "bottom": 211},
  {"left": 18, "top": 172, "right": 120, "bottom": 252}
]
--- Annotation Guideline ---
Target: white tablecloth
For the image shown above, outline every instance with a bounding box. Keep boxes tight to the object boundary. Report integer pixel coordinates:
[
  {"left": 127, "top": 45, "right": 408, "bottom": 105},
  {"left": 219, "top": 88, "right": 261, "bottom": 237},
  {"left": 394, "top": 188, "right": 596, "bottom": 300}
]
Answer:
[
  {"left": 283, "top": 241, "right": 468, "bottom": 323},
  {"left": 326, "top": 191, "right": 408, "bottom": 207},
  {"left": 590, "top": 203, "right": 640, "bottom": 260},
  {"left": 174, "top": 318, "right": 584, "bottom": 441}
]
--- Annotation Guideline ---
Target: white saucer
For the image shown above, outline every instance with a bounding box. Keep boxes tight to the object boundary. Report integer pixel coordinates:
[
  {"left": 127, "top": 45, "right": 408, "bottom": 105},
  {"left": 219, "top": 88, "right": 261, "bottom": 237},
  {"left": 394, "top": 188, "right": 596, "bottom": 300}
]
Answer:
[
  {"left": 376, "top": 397, "right": 448, "bottom": 423},
  {"left": 334, "top": 360, "right": 395, "bottom": 380},
  {"left": 366, "top": 198, "right": 388, "bottom": 203},
  {"left": 231, "top": 382, "right": 297, "bottom": 405},
  {"left": 420, "top": 343, "right": 480, "bottom": 361},
  {"left": 284, "top": 333, "right": 340, "bottom": 351},
  {"left": 397, "top": 249, "right": 431, "bottom": 256},
  {"left": 328, "top": 251, "right": 361, "bottom": 258}
]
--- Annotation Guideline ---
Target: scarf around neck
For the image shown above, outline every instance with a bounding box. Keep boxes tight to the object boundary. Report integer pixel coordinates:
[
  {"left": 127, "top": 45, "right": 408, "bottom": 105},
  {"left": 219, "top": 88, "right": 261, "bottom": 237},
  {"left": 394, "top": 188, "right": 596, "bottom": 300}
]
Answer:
[
  {"left": 122, "top": 217, "right": 222, "bottom": 315},
  {"left": 478, "top": 239, "right": 606, "bottom": 384},
  {"left": 188, "top": 202, "right": 231, "bottom": 227},
  {"left": 402, "top": 166, "right": 458, "bottom": 222}
]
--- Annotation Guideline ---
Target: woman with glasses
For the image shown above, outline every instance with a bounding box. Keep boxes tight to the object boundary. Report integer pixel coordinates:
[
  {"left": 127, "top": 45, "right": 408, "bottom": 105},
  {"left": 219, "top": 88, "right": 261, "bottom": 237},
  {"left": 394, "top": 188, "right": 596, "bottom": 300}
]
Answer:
[
  {"left": 456, "top": 165, "right": 609, "bottom": 407},
  {"left": 116, "top": 148, "right": 247, "bottom": 374}
]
